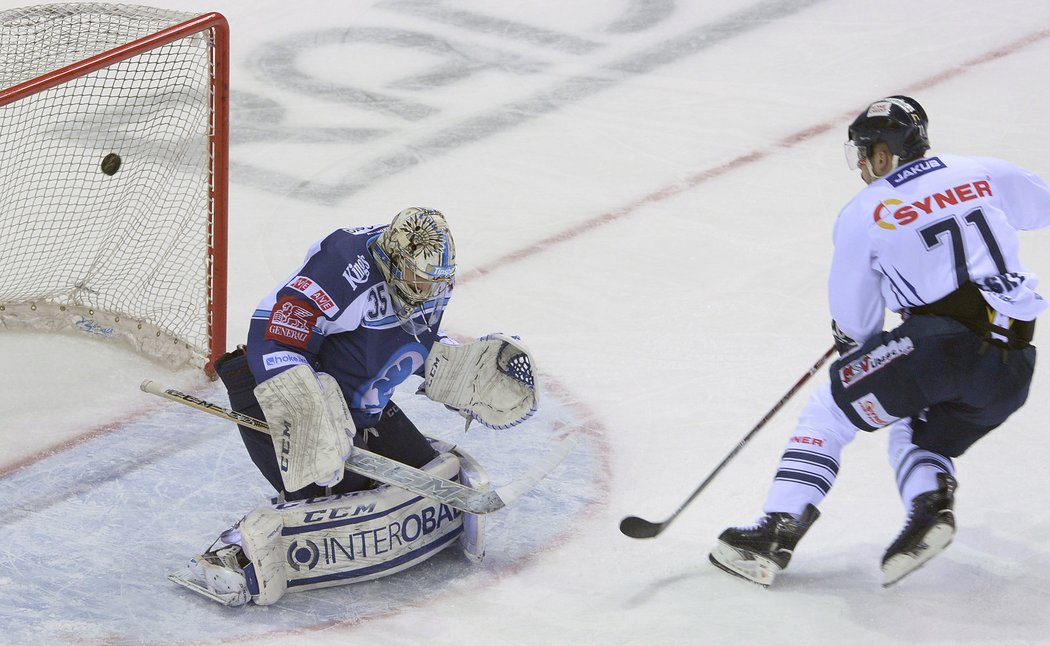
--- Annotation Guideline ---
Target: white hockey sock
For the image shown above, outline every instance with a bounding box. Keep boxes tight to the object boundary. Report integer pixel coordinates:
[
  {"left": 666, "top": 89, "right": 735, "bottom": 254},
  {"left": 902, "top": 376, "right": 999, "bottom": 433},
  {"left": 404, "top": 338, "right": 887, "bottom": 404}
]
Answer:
[
  {"left": 763, "top": 432, "right": 842, "bottom": 518},
  {"left": 888, "top": 420, "right": 955, "bottom": 507},
  {"left": 763, "top": 383, "right": 857, "bottom": 518}
]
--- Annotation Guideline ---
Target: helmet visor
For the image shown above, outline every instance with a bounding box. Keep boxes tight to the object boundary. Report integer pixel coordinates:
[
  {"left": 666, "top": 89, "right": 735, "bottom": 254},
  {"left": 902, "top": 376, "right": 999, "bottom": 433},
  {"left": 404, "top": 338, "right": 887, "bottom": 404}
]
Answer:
[{"left": 844, "top": 140, "right": 867, "bottom": 170}]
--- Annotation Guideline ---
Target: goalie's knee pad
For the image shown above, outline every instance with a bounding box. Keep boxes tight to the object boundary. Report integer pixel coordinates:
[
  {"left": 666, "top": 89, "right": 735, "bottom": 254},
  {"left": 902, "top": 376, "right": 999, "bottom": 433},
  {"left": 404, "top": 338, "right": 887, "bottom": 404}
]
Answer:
[
  {"left": 171, "top": 445, "right": 489, "bottom": 606},
  {"left": 450, "top": 444, "right": 489, "bottom": 563}
]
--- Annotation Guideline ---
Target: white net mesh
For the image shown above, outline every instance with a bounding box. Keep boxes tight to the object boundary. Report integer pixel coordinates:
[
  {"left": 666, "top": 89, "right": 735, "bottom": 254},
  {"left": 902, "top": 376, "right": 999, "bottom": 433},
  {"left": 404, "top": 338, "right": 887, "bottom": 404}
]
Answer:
[{"left": 0, "top": 3, "right": 223, "bottom": 369}]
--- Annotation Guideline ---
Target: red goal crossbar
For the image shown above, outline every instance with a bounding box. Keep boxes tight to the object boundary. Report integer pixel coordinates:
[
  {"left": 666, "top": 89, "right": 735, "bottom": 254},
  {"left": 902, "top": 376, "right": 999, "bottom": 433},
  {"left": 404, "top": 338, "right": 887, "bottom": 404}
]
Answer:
[{"left": 0, "top": 10, "right": 229, "bottom": 372}]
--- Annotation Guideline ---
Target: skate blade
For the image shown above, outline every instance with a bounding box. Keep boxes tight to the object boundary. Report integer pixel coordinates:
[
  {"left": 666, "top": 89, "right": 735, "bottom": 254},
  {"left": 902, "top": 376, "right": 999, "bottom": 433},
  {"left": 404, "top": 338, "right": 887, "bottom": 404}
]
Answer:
[
  {"left": 709, "top": 541, "right": 779, "bottom": 587},
  {"left": 168, "top": 568, "right": 250, "bottom": 607},
  {"left": 881, "top": 522, "right": 955, "bottom": 587}
]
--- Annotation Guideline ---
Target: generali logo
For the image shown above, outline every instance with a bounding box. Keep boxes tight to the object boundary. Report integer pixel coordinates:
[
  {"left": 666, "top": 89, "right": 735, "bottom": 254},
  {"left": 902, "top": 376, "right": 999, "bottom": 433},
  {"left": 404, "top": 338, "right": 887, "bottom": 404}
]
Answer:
[{"left": 265, "top": 297, "right": 320, "bottom": 349}]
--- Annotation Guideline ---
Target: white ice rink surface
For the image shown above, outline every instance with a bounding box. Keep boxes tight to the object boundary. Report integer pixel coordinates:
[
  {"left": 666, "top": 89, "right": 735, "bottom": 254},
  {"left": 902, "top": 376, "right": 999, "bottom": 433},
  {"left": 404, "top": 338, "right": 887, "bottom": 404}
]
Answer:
[{"left": 3, "top": 1, "right": 1050, "bottom": 644}]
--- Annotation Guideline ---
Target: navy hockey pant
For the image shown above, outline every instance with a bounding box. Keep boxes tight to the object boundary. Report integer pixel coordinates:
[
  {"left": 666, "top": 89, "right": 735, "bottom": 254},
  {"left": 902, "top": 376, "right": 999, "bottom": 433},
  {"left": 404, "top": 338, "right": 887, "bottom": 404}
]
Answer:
[
  {"left": 214, "top": 347, "right": 438, "bottom": 500},
  {"left": 829, "top": 314, "right": 1036, "bottom": 457}
]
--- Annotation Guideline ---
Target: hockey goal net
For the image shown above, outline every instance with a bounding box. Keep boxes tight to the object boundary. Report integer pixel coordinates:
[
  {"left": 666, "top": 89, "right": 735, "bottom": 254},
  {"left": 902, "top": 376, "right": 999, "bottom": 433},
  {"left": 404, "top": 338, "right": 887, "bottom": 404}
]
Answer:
[{"left": 0, "top": 3, "right": 228, "bottom": 371}]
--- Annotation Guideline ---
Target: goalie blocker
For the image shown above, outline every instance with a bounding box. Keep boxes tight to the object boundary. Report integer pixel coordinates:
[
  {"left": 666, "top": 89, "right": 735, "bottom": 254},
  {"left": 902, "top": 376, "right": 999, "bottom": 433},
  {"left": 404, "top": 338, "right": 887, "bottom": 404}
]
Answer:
[{"left": 170, "top": 440, "right": 489, "bottom": 606}]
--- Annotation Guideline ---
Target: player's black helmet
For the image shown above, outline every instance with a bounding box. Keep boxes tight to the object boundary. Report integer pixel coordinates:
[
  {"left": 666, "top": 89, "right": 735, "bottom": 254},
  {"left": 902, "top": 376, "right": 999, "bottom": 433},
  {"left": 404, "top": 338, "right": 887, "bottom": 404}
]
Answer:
[{"left": 846, "top": 96, "right": 930, "bottom": 167}]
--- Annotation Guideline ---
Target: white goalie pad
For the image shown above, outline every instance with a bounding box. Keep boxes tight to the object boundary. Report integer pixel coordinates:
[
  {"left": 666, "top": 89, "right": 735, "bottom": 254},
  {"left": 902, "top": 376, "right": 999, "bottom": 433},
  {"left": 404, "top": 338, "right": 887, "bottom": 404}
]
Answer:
[
  {"left": 169, "top": 443, "right": 490, "bottom": 607},
  {"left": 167, "top": 507, "right": 287, "bottom": 607},
  {"left": 277, "top": 451, "right": 465, "bottom": 594},
  {"left": 167, "top": 542, "right": 251, "bottom": 607},
  {"left": 424, "top": 333, "right": 539, "bottom": 430},
  {"left": 317, "top": 371, "right": 355, "bottom": 462},
  {"left": 253, "top": 364, "right": 354, "bottom": 492}
]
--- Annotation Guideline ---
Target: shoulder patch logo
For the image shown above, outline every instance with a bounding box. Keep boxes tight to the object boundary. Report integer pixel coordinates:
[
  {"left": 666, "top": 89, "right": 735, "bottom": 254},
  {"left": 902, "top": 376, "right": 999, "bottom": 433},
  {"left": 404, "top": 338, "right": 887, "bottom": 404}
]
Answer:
[{"left": 265, "top": 297, "right": 320, "bottom": 349}]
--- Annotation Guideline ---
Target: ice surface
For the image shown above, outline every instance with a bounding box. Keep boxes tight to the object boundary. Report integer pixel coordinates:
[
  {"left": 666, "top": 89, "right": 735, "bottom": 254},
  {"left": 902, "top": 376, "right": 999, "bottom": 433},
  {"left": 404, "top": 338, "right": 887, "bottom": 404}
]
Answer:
[{"left": 3, "top": 1, "right": 1050, "bottom": 644}]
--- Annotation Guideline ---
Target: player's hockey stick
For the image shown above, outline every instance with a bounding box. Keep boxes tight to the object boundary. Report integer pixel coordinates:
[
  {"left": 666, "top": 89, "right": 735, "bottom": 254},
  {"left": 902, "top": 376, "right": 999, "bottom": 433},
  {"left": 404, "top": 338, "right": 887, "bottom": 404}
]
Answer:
[
  {"left": 619, "top": 345, "right": 837, "bottom": 539},
  {"left": 141, "top": 380, "right": 575, "bottom": 515}
]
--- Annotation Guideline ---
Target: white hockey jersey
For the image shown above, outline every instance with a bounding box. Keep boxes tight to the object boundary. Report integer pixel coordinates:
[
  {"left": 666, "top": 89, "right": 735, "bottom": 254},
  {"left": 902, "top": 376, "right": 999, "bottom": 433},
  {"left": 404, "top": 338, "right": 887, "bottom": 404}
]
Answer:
[{"left": 829, "top": 154, "right": 1050, "bottom": 344}]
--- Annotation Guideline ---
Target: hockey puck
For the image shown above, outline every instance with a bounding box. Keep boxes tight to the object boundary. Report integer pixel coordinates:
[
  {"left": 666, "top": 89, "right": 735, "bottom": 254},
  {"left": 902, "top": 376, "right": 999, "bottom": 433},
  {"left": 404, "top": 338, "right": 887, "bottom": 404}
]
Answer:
[{"left": 100, "top": 153, "right": 122, "bottom": 176}]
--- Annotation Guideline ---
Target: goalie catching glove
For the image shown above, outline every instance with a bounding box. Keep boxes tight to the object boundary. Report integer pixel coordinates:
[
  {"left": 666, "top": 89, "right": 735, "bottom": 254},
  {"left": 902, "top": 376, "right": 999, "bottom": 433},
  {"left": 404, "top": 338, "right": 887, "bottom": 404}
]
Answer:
[
  {"left": 253, "top": 364, "right": 354, "bottom": 492},
  {"left": 423, "top": 333, "right": 539, "bottom": 430}
]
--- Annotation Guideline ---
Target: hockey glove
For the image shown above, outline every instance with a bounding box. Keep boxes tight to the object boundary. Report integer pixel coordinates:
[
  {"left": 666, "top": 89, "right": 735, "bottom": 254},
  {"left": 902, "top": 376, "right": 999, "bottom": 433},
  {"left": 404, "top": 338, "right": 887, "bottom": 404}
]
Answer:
[
  {"left": 423, "top": 333, "right": 539, "bottom": 431},
  {"left": 831, "top": 319, "right": 859, "bottom": 356}
]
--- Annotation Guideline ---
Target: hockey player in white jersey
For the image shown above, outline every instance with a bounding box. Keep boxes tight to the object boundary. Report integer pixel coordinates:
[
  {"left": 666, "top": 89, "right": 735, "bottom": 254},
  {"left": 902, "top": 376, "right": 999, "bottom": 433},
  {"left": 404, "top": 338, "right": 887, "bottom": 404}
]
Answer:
[{"left": 710, "top": 96, "right": 1050, "bottom": 587}]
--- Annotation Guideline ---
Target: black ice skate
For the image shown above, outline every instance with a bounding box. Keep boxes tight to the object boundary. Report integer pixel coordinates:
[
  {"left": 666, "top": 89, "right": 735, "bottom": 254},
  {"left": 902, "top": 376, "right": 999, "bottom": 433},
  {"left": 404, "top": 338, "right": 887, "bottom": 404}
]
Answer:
[
  {"left": 881, "top": 473, "right": 957, "bottom": 587},
  {"left": 709, "top": 504, "right": 820, "bottom": 587}
]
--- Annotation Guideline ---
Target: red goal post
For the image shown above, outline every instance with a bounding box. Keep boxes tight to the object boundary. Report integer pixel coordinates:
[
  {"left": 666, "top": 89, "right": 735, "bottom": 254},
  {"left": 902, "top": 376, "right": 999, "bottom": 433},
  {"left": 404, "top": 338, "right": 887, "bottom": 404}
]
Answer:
[{"left": 0, "top": 4, "right": 229, "bottom": 372}]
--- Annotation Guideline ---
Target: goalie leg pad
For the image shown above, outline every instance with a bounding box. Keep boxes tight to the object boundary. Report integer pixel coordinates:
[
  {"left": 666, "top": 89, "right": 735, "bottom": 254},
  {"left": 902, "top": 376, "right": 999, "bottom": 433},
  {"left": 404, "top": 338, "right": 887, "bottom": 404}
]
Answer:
[
  {"left": 317, "top": 371, "right": 354, "bottom": 456},
  {"left": 424, "top": 333, "right": 539, "bottom": 430},
  {"left": 168, "top": 508, "right": 288, "bottom": 607},
  {"left": 237, "top": 506, "right": 288, "bottom": 605},
  {"left": 253, "top": 364, "right": 354, "bottom": 492},
  {"left": 171, "top": 448, "right": 484, "bottom": 607},
  {"left": 278, "top": 450, "right": 465, "bottom": 592},
  {"left": 167, "top": 541, "right": 252, "bottom": 607}
]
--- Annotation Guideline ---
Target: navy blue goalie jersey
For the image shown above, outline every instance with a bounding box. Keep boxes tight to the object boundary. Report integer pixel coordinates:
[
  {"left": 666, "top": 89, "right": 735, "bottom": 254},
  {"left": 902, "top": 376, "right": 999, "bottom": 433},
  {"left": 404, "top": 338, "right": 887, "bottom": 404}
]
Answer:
[{"left": 245, "top": 225, "right": 451, "bottom": 427}]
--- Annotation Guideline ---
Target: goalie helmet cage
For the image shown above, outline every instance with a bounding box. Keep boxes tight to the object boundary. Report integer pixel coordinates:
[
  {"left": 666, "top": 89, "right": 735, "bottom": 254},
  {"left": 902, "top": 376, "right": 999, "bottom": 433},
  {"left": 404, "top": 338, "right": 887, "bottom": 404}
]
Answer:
[{"left": 0, "top": 3, "right": 228, "bottom": 372}]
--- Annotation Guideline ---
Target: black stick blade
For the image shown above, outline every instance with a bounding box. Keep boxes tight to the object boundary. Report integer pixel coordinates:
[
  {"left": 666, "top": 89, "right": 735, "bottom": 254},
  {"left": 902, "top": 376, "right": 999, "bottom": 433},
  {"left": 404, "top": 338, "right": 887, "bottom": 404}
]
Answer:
[{"left": 619, "top": 515, "right": 665, "bottom": 539}]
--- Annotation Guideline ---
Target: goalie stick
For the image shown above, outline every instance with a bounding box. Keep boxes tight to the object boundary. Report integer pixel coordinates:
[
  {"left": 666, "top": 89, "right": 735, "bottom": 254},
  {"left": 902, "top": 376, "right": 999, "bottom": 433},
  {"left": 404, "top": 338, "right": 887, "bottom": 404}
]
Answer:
[
  {"left": 619, "top": 346, "right": 836, "bottom": 539},
  {"left": 140, "top": 380, "right": 576, "bottom": 515}
]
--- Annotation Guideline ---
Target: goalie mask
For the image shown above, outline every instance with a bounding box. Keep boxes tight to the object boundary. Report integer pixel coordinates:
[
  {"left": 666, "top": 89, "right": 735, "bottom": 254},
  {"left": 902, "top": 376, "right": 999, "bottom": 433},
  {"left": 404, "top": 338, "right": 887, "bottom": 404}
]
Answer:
[{"left": 372, "top": 207, "right": 456, "bottom": 335}]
